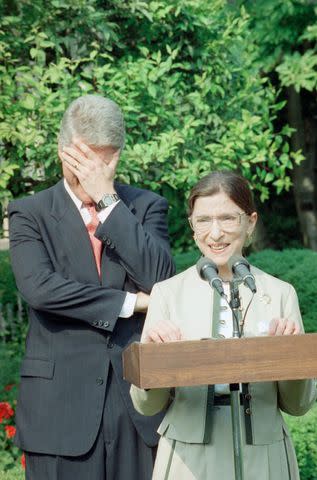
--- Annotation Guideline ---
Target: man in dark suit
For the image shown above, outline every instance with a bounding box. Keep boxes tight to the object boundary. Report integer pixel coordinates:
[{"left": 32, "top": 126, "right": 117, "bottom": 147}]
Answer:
[{"left": 8, "top": 94, "right": 175, "bottom": 480}]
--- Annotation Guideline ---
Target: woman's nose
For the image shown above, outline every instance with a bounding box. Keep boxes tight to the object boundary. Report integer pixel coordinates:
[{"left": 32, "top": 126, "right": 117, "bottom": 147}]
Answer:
[{"left": 206, "top": 220, "right": 223, "bottom": 241}]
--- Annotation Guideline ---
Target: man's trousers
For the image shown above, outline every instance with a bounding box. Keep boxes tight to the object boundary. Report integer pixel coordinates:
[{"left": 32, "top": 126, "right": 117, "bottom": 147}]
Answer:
[{"left": 25, "top": 367, "right": 155, "bottom": 480}]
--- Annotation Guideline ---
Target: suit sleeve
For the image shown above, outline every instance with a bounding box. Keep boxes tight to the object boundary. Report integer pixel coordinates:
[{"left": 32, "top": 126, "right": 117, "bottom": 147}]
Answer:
[
  {"left": 277, "top": 285, "right": 317, "bottom": 415},
  {"left": 95, "top": 195, "right": 175, "bottom": 292},
  {"left": 9, "top": 204, "right": 126, "bottom": 332},
  {"left": 130, "top": 283, "right": 172, "bottom": 415}
]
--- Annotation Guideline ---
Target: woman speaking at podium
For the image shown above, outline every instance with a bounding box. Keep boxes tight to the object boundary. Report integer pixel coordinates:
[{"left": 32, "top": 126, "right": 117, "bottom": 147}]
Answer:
[{"left": 130, "top": 171, "right": 316, "bottom": 480}]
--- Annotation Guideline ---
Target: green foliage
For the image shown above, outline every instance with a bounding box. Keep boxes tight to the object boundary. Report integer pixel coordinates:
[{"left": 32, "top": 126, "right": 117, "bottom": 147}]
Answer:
[
  {"left": 0, "top": 467, "right": 24, "bottom": 480},
  {"left": 0, "top": 251, "right": 27, "bottom": 345},
  {"left": 284, "top": 404, "right": 317, "bottom": 480},
  {"left": 240, "top": 0, "right": 317, "bottom": 92},
  {"left": 0, "top": 0, "right": 304, "bottom": 250},
  {"left": 0, "top": 252, "right": 17, "bottom": 306}
]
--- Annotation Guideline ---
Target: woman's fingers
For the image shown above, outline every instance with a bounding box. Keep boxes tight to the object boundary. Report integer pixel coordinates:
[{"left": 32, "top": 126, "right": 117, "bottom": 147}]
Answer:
[
  {"left": 144, "top": 320, "right": 182, "bottom": 343},
  {"left": 268, "top": 318, "right": 301, "bottom": 336}
]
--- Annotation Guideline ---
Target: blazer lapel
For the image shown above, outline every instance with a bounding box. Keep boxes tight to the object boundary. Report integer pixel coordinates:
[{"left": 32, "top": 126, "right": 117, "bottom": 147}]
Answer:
[
  {"left": 181, "top": 267, "right": 214, "bottom": 340},
  {"left": 239, "top": 271, "right": 273, "bottom": 337},
  {"left": 50, "top": 181, "right": 101, "bottom": 284}
]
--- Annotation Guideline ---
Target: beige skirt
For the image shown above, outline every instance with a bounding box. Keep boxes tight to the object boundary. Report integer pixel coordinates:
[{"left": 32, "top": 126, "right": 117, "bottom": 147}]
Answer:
[{"left": 153, "top": 406, "right": 299, "bottom": 480}]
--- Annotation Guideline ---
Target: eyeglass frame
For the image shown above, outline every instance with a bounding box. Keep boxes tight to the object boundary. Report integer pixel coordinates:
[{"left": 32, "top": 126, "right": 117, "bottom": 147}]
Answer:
[{"left": 188, "top": 212, "right": 249, "bottom": 234}]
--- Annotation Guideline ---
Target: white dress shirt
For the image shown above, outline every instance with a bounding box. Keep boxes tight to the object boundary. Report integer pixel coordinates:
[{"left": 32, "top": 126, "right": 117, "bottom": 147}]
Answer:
[{"left": 63, "top": 179, "right": 136, "bottom": 318}]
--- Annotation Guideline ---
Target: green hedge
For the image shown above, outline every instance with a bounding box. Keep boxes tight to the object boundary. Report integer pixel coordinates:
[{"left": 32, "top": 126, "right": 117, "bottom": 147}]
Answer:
[{"left": 285, "top": 404, "right": 317, "bottom": 480}]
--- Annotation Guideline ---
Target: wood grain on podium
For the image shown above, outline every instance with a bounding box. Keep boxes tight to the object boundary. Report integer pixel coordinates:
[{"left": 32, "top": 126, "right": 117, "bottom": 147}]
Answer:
[{"left": 123, "top": 334, "right": 317, "bottom": 389}]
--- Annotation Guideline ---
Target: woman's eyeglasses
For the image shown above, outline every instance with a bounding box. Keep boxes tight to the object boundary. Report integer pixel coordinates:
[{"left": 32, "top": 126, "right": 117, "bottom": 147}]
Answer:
[{"left": 188, "top": 212, "right": 248, "bottom": 234}]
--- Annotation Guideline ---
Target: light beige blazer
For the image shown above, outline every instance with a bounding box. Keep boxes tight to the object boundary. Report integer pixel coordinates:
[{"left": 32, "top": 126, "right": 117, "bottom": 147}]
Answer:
[{"left": 131, "top": 265, "right": 316, "bottom": 445}]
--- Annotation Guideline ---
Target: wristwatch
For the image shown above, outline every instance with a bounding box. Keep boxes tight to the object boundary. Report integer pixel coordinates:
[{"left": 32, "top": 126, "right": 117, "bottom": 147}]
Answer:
[{"left": 95, "top": 193, "right": 120, "bottom": 212}]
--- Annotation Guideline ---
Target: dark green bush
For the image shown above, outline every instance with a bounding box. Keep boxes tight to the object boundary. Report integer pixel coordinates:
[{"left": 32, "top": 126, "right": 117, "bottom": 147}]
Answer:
[
  {"left": 284, "top": 404, "right": 317, "bottom": 480},
  {"left": 248, "top": 249, "right": 317, "bottom": 333},
  {"left": 0, "top": 251, "right": 16, "bottom": 306}
]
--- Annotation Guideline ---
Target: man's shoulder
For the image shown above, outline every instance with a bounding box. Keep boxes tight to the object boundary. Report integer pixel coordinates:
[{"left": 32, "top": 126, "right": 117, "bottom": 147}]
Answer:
[
  {"left": 8, "top": 182, "right": 60, "bottom": 213},
  {"left": 115, "top": 183, "right": 166, "bottom": 205}
]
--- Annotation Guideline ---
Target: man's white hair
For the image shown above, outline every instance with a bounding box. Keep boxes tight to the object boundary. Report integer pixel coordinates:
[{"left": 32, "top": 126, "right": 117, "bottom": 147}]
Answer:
[{"left": 58, "top": 94, "right": 125, "bottom": 150}]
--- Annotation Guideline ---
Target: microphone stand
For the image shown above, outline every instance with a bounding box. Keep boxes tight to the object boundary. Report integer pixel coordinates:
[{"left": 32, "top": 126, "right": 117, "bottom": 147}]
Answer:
[{"left": 229, "top": 281, "right": 244, "bottom": 480}]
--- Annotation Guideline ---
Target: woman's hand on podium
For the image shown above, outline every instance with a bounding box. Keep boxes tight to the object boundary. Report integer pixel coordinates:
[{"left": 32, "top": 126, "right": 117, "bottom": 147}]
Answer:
[
  {"left": 143, "top": 320, "right": 183, "bottom": 343},
  {"left": 268, "top": 318, "right": 302, "bottom": 336}
]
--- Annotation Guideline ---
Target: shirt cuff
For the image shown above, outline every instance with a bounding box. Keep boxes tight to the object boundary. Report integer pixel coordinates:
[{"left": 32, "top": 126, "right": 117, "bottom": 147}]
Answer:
[
  {"left": 97, "top": 201, "right": 120, "bottom": 223},
  {"left": 119, "top": 293, "right": 137, "bottom": 318}
]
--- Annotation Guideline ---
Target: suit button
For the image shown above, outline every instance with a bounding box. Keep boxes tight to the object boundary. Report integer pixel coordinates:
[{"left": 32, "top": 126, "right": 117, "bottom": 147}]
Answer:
[
  {"left": 98, "top": 320, "right": 103, "bottom": 327},
  {"left": 107, "top": 341, "right": 114, "bottom": 349},
  {"left": 106, "top": 239, "right": 112, "bottom": 246},
  {"left": 245, "top": 394, "right": 252, "bottom": 401},
  {"left": 103, "top": 236, "right": 107, "bottom": 242},
  {"left": 96, "top": 377, "right": 104, "bottom": 385},
  {"left": 103, "top": 321, "right": 109, "bottom": 328},
  {"left": 245, "top": 408, "right": 252, "bottom": 415},
  {"left": 92, "top": 320, "right": 97, "bottom": 326}
]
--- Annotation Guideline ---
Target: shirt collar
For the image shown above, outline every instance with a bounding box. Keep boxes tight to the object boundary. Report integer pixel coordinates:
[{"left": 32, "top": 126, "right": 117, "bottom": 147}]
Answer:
[{"left": 63, "top": 178, "right": 83, "bottom": 211}]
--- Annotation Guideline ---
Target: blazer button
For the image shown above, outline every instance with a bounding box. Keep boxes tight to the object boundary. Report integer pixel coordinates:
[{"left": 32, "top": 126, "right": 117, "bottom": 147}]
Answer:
[
  {"left": 107, "top": 341, "right": 114, "bottom": 349},
  {"left": 92, "top": 320, "right": 97, "bottom": 326},
  {"left": 245, "top": 394, "right": 252, "bottom": 401},
  {"left": 106, "top": 239, "right": 112, "bottom": 246},
  {"left": 98, "top": 320, "right": 103, "bottom": 327},
  {"left": 245, "top": 408, "right": 252, "bottom": 415},
  {"left": 103, "top": 321, "right": 109, "bottom": 328},
  {"left": 96, "top": 377, "right": 104, "bottom": 385}
]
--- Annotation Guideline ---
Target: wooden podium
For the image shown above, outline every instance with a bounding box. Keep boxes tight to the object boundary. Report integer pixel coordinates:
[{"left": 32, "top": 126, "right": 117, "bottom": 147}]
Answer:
[
  {"left": 123, "top": 333, "right": 317, "bottom": 480},
  {"left": 123, "top": 333, "right": 317, "bottom": 389}
]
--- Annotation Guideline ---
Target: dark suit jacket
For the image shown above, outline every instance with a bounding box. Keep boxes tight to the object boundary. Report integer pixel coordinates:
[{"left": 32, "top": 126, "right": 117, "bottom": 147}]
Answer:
[{"left": 8, "top": 179, "right": 175, "bottom": 456}]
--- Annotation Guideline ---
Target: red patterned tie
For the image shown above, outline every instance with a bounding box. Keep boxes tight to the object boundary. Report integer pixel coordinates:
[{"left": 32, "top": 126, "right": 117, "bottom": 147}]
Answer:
[{"left": 85, "top": 203, "right": 102, "bottom": 277}]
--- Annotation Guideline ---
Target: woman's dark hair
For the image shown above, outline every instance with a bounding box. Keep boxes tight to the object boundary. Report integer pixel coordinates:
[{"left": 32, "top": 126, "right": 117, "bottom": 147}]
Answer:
[{"left": 188, "top": 170, "right": 256, "bottom": 216}]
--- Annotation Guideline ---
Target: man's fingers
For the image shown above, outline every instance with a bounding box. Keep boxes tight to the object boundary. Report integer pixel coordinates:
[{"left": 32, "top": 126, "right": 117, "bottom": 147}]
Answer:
[
  {"left": 72, "top": 139, "right": 96, "bottom": 161},
  {"left": 108, "top": 150, "right": 120, "bottom": 171},
  {"left": 63, "top": 146, "right": 91, "bottom": 167},
  {"left": 62, "top": 159, "right": 81, "bottom": 179}
]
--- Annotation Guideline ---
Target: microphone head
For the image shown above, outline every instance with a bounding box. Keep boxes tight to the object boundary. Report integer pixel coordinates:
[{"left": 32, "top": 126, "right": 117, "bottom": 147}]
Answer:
[
  {"left": 228, "top": 254, "right": 250, "bottom": 272},
  {"left": 196, "top": 257, "right": 218, "bottom": 280},
  {"left": 228, "top": 255, "right": 256, "bottom": 293}
]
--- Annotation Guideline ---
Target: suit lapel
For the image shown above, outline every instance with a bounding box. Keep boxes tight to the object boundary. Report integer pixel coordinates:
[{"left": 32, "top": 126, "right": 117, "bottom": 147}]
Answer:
[{"left": 50, "top": 181, "right": 101, "bottom": 284}]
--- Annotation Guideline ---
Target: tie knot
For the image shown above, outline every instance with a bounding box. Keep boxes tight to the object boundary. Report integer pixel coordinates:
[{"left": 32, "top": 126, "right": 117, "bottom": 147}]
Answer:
[{"left": 83, "top": 203, "right": 99, "bottom": 228}]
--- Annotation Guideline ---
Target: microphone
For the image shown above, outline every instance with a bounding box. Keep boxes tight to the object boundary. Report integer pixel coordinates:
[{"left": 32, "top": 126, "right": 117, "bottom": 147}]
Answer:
[
  {"left": 196, "top": 257, "right": 225, "bottom": 297},
  {"left": 228, "top": 255, "right": 256, "bottom": 293}
]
